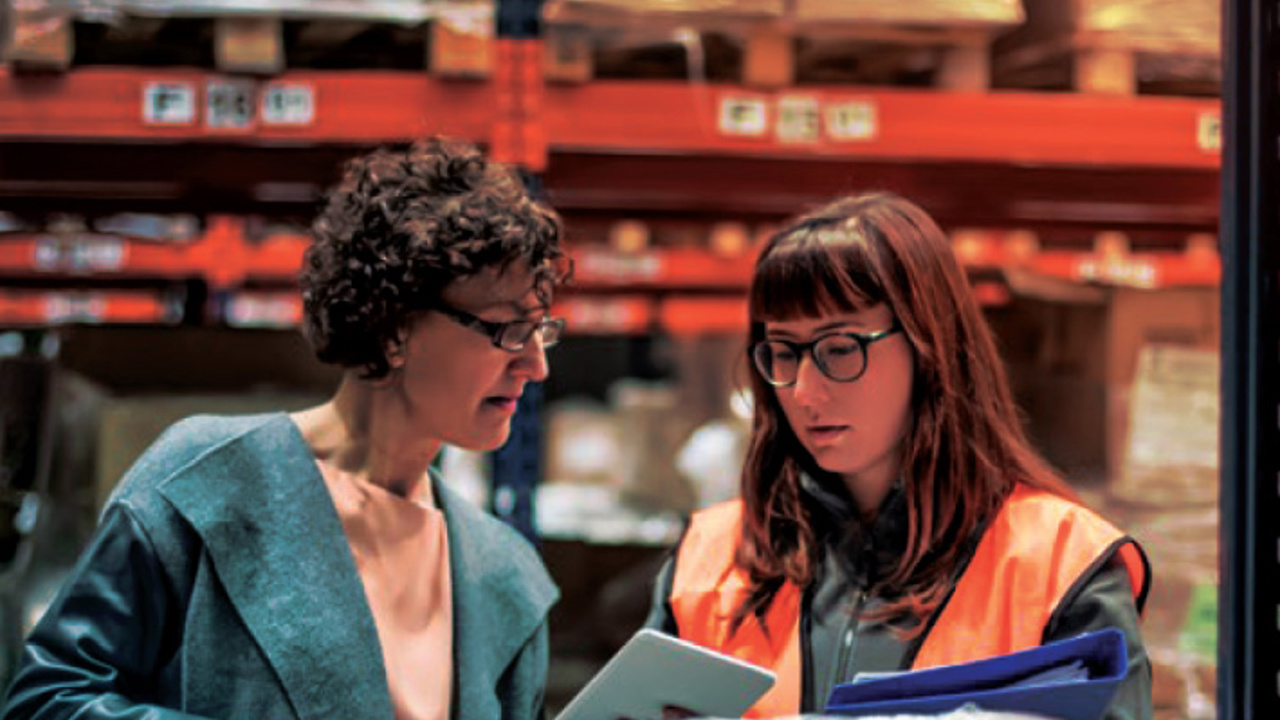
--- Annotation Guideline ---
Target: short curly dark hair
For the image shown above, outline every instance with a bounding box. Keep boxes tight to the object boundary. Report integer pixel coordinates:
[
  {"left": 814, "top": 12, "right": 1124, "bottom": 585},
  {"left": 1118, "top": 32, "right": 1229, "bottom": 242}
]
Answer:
[{"left": 300, "top": 137, "right": 568, "bottom": 379}]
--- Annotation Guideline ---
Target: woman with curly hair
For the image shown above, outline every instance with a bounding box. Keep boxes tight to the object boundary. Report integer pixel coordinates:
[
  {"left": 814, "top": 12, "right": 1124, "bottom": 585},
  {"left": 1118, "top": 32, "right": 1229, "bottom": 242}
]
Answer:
[
  {"left": 3, "top": 138, "right": 570, "bottom": 720},
  {"left": 644, "top": 192, "right": 1152, "bottom": 719}
]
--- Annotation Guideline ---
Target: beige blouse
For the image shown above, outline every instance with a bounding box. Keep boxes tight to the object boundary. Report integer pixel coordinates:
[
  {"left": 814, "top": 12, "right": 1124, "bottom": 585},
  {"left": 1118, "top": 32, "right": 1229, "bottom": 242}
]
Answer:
[{"left": 320, "top": 467, "right": 454, "bottom": 720}]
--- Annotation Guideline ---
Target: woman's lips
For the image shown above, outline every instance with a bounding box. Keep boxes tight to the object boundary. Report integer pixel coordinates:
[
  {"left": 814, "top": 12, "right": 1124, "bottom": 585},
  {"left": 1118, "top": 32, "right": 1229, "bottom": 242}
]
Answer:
[
  {"left": 484, "top": 396, "right": 519, "bottom": 413},
  {"left": 806, "top": 425, "right": 850, "bottom": 444}
]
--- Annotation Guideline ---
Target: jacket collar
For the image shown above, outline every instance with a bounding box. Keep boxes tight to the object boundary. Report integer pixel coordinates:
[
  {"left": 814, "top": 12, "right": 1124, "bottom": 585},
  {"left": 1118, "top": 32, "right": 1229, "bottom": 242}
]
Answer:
[
  {"left": 158, "top": 413, "right": 556, "bottom": 720},
  {"left": 801, "top": 472, "right": 909, "bottom": 590}
]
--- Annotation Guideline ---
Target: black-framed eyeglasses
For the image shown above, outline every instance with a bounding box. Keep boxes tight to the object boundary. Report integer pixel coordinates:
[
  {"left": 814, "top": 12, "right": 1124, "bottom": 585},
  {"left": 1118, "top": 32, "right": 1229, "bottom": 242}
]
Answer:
[
  {"left": 751, "top": 321, "right": 902, "bottom": 387},
  {"left": 434, "top": 303, "right": 565, "bottom": 353}
]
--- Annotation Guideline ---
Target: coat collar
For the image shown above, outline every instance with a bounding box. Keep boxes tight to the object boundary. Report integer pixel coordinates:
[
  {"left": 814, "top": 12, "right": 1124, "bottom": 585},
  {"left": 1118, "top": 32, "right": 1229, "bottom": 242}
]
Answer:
[
  {"left": 158, "top": 413, "right": 556, "bottom": 720},
  {"left": 434, "top": 476, "right": 558, "bottom": 715}
]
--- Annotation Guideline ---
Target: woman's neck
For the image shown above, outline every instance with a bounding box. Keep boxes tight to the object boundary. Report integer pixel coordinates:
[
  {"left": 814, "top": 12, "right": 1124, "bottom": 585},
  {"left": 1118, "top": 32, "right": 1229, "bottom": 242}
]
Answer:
[
  {"left": 841, "top": 455, "right": 901, "bottom": 522},
  {"left": 292, "top": 375, "right": 440, "bottom": 500}
]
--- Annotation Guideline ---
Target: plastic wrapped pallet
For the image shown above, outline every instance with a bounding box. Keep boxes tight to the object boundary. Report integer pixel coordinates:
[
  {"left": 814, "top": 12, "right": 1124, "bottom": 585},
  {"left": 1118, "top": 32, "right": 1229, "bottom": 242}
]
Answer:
[
  {"left": 998, "top": 0, "right": 1219, "bottom": 93},
  {"left": 546, "top": 0, "right": 1026, "bottom": 88},
  {"left": 1078, "top": 0, "right": 1218, "bottom": 55},
  {"left": 3, "top": 1, "right": 492, "bottom": 74},
  {"left": 792, "top": 0, "right": 1023, "bottom": 27},
  {"left": 1104, "top": 344, "right": 1219, "bottom": 720},
  {"left": 548, "top": 0, "right": 1022, "bottom": 26},
  {"left": 8, "top": 1, "right": 447, "bottom": 24}
]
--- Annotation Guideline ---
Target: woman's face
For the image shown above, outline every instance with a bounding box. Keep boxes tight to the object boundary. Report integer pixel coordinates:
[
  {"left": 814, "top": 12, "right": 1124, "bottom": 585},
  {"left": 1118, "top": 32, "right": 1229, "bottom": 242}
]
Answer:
[
  {"left": 388, "top": 263, "right": 552, "bottom": 452},
  {"left": 764, "top": 302, "right": 914, "bottom": 507}
]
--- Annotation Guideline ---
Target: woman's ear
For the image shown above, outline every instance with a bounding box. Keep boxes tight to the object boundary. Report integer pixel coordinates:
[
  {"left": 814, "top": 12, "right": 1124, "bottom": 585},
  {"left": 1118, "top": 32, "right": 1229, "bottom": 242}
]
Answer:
[{"left": 384, "top": 334, "right": 407, "bottom": 370}]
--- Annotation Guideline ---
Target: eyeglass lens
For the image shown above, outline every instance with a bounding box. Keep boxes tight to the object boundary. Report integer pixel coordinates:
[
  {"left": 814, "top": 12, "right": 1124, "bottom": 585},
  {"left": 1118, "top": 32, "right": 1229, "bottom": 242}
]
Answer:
[{"left": 753, "top": 335, "right": 867, "bottom": 385}]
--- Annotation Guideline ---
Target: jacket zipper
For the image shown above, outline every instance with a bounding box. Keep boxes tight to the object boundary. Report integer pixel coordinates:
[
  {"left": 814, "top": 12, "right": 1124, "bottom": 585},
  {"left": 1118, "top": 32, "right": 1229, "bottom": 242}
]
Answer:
[{"left": 829, "top": 588, "right": 867, "bottom": 693}]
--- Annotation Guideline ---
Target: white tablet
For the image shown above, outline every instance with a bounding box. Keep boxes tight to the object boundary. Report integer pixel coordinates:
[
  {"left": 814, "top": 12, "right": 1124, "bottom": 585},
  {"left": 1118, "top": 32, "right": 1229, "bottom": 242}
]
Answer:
[{"left": 555, "top": 629, "right": 777, "bottom": 720}]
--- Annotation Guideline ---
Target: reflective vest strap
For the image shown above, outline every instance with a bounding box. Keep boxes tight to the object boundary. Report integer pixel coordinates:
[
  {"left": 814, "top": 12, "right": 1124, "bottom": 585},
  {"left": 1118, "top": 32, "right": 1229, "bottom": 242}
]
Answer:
[
  {"left": 672, "top": 501, "right": 744, "bottom": 598},
  {"left": 1117, "top": 541, "right": 1151, "bottom": 613},
  {"left": 738, "top": 586, "right": 802, "bottom": 718},
  {"left": 671, "top": 502, "right": 803, "bottom": 717},
  {"left": 913, "top": 485, "right": 1143, "bottom": 669}
]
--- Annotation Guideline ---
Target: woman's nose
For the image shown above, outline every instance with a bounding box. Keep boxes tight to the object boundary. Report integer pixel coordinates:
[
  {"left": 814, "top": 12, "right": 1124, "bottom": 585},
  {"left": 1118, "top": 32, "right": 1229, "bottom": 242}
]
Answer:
[
  {"left": 514, "top": 334, "right": 550, "bottom": 382},
  {"left": 790, "top": 353, "right": 828, "bottom": 406}
]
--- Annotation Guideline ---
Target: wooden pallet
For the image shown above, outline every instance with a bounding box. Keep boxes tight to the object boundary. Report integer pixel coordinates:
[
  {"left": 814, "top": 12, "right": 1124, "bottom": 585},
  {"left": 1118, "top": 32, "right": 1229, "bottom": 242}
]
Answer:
[
  {"left": 993, "top": 0, "right": 1220, "bottom": 95},
  {"left": 2, "top": 4, "right": 495, "bottom": 78},
  {"left": 544, "top": 0, "right": 1024, "bottom": 90}
]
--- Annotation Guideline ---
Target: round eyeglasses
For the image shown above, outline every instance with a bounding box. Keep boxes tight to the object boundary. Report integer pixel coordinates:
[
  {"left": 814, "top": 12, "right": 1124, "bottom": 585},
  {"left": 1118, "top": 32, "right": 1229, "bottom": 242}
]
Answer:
[
  {"left": 434, "top": 303, "right": 565, "bottom": 353},
  {"left": 751, "top": 322, "right": 902, "bottom": 387}
]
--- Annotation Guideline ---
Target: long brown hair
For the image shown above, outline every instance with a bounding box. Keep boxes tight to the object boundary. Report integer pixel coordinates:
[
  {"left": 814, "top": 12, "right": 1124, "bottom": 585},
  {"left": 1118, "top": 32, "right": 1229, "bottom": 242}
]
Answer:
[{"left": 734, "top": 192, "right": 1076, "bottom": 632}]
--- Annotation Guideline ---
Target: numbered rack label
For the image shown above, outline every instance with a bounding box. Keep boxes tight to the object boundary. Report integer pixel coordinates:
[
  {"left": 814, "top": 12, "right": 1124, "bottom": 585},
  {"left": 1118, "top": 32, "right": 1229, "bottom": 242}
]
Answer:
[{"left": 141, "top": 79, "right": 317, "bottom": 130}]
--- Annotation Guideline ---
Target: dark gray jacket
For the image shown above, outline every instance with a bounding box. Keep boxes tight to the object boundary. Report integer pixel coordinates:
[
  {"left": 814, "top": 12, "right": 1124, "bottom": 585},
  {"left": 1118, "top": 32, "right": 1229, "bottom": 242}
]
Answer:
[
  {"left": 646, "top": 479, "right": 1152, "bottom": 720},
  {"left": 2, "top": 413, "right": 557, "bottom": 720}
]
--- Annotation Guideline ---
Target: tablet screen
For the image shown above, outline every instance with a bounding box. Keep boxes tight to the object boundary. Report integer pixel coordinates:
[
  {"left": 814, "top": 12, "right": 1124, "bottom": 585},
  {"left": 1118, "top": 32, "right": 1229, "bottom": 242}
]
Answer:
[{"left": 556, "top": 629, "right": 776, "bottom": 720}]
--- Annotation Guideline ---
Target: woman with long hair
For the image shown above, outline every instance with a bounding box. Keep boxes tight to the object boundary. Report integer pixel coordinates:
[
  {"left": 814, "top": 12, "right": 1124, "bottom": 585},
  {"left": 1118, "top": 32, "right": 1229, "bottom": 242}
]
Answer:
[{"left": 645, "top": 192, "right": 1151, "bottom": 719}]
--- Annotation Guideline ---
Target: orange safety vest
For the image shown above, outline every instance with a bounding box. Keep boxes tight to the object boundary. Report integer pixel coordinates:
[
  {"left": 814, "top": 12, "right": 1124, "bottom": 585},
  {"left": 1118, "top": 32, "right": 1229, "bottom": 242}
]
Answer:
[{"left": 669, "top": 484, "right": 1150, "bottom": 718}]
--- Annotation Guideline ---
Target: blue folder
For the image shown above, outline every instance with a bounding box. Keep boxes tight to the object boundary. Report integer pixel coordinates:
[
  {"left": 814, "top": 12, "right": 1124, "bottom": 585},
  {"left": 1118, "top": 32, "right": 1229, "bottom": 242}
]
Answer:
[{"left": 823, "top": 628, "right": 1128, "bottom": 720}]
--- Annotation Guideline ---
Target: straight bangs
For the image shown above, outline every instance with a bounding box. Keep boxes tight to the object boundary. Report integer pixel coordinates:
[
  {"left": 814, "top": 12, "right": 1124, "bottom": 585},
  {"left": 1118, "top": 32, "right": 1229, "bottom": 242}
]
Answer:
[{"left": 749, "top": 226, "right": 888, "bottom": 324}]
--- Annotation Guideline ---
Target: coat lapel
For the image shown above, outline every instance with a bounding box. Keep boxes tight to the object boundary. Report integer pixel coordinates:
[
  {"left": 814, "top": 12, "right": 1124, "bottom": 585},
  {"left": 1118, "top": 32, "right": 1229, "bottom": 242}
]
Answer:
[
  {"left": 436, "top": 480, "right": 557, "bottom": 717},
  {"left": 159, "top": 414, "right": 394, "bottom": 720}
]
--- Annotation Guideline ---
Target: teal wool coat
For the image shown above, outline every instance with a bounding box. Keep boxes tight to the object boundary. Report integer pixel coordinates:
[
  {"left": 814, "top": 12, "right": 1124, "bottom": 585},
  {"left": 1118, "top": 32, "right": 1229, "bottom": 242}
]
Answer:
[{"left": 2, "top": 413, "right": 558, "bottom": 720}]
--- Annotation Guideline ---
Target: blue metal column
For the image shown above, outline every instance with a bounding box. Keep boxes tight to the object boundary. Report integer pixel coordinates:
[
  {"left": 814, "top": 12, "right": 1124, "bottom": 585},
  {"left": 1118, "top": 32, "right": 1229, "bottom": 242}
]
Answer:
[
  {"left": 1219, "top": 0, "right": 1280, "bottom": 717},
  {"left": 489, "top": 0, "right": 547, "bottom": 543}
]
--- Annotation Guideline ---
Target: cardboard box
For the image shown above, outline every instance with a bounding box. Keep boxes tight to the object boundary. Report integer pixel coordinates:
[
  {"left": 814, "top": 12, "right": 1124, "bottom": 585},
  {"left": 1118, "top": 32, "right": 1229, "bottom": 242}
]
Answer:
[
  {"left": 1112, "top": 345, "right": 1218, "bottom": 506},
  {"left": 429, "top": 11, "right": 493, "bottom": 77},
  {"left": 991, "top": 285, "right": 1219, "bottom": 485},
  {"left": 215, "top": 17, "right": 284, "bottom": 74},
  {"left": 95, "top": 393, "right": 325, "bottom": 510},
  {"left": 4, "top": 5, "right": 73, "bottom": 70}
]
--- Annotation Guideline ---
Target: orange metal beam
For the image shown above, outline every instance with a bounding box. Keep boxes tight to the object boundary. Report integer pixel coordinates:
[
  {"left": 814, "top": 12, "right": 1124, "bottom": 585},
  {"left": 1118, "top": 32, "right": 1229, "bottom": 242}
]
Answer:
[
  {"left": 0, "top": 288, "right": 179, "bottom": 326},
  {"left": 552, "top": 296, "right": 653, "bottom": 335},
  {"left": 1, "top": 219, "right": 1222, "bottom": 291},
  {"left": 0, "top": 68, "right": 494, "bottom": 142},
  {"left": 1, "top": 70, "right": 1220, "bottom": 170},
  {"left": 491, "top": 38, "right": 548, "bottom": 171},
  {"left": 543, "top": 83, "right": 1221, "bottom": 170}
]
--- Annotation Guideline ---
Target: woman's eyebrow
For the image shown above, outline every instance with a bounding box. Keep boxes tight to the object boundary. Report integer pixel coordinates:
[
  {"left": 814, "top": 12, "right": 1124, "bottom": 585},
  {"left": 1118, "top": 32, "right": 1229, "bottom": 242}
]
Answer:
[
  {"left": 474, "top": 299, "right": 544, "bottom": 317},
  {"left": 513, "top": 300, "right": 548, "bottom": 316},
  {"left": 766, "top": 319, "right": 865, "bottom": 338}
]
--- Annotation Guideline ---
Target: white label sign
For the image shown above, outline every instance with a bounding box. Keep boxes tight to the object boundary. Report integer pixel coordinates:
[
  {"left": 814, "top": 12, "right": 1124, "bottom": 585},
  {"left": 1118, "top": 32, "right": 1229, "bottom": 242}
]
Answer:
[
  {"left": 33, "top": 236, "right": 126, "bottom": 274},
  {"left": 143, "top": 82, "right": 196, "bottom": 125},
  {"left": 1197, "top": 111, "right": 1221, "bottom": 152},
  {"left": 226, "top": 294, "right": 301, "bottom": 328},
  {"left": 826, "top": 101, "right": 878, "bottom": 141},
  {"left": 718, "top": 97, "right": 768, "bottom": 137},
  {"left": 776, "top": 96, "right": 821, "bottom": 143},
  {"left": 206, "top": 80, "right": 256, "bottom": 130},
  {"left": 578, "top": 250, "right": 662, "bottom": 281},
  {"left": 261, "top": 83, "right": 315, "bottom": 125},
  {"left": 44, "top": 293, "right": 106, "bottom": 323}
]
